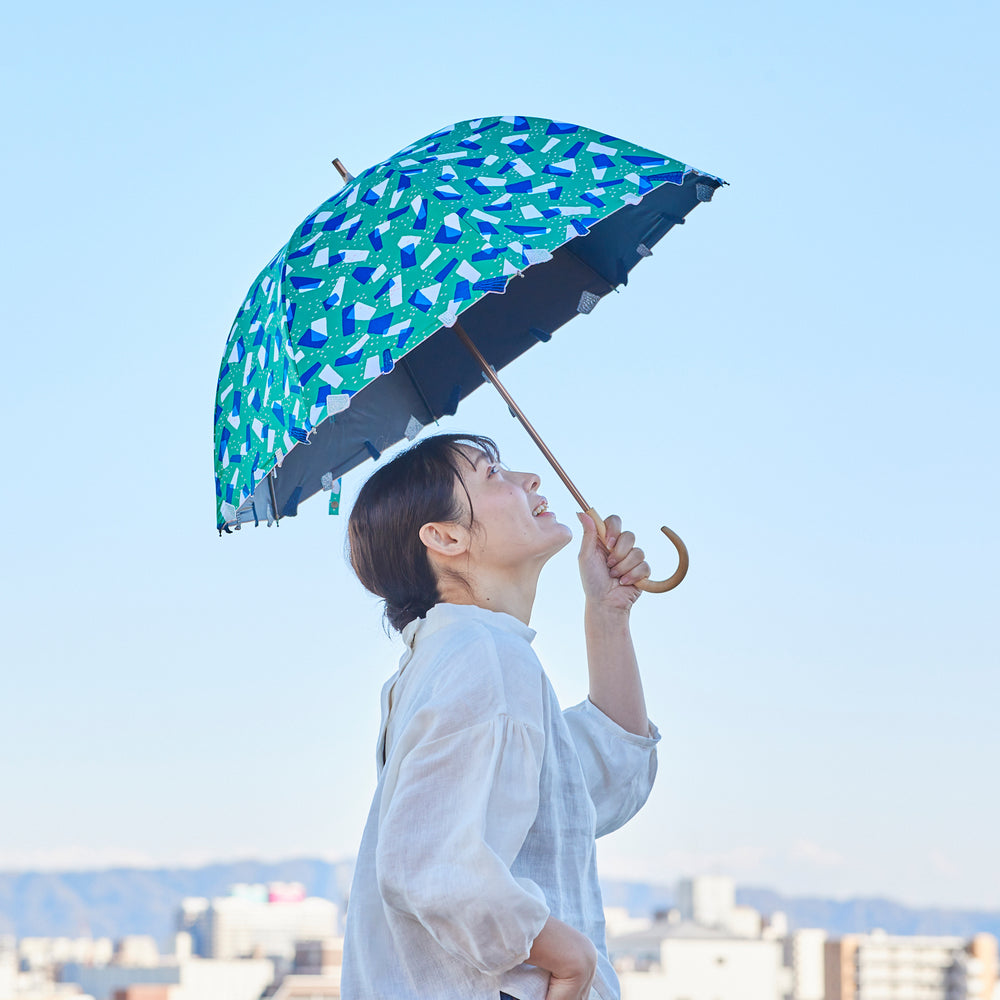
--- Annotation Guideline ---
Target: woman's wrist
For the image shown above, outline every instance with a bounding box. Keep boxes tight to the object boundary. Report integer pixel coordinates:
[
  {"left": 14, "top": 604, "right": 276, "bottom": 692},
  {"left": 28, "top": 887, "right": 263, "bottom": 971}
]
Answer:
[
  {"left": 527, "top": 915, "right": 597, "bottom": 978},
  {"left": 584, "top": 598, "right": 633, "bottom": 625}
]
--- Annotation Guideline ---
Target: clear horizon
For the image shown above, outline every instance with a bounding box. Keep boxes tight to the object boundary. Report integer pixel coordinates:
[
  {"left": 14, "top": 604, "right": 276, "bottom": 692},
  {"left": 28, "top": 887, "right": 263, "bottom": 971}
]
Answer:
[
  {"left": 2, "top": 851, "right": 997, "bottom": 915},
  {"left": 2, "top": 847, "right": 998, "bottom": 916}
]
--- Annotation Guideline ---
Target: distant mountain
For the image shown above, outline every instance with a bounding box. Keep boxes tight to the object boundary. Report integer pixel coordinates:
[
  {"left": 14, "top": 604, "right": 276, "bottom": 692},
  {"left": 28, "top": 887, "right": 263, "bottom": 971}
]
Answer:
[
  {"left": 2, "top": 861, "right": 998, "bottom": 946},
  {"left": 601, "top": 878, "right": 1000, "bottom": 940},
  {"left": 737, "top": 886, "right": 1000, "bottom": 940},
  {"left": 0, "top": 859, "right": 354, "bottom": 946}
]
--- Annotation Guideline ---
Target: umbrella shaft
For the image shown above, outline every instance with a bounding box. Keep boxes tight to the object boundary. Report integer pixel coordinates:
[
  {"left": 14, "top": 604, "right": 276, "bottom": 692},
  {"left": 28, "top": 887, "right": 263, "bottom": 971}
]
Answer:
[{"left": 452, "top": 322, "right": 591, "bottom": 513}]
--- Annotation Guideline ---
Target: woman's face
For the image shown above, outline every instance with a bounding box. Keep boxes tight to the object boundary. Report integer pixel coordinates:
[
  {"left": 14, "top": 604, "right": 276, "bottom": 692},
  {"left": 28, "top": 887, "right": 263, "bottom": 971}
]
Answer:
[{"left": 455, "top": 447, "right": 573, "bottom": 571}]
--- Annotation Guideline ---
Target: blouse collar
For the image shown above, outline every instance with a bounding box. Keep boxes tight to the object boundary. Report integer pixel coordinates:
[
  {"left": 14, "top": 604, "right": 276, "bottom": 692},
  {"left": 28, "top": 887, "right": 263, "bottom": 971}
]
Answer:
[{"left": 401, "top": 602, "right": 537, "bottom": 648}]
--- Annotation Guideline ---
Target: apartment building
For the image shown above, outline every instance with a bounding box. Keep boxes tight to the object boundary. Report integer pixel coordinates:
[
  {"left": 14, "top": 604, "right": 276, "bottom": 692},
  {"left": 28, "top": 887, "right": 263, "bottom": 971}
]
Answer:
[{"left": 825, "top": 930, "right": 999, "bottom": 1000}]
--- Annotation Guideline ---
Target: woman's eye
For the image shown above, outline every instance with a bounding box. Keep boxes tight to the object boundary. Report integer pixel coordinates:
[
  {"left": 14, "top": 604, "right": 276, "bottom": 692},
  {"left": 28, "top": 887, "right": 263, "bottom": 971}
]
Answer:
[{"left": 487, "top": 464, "right": 500, "bottom": 478}]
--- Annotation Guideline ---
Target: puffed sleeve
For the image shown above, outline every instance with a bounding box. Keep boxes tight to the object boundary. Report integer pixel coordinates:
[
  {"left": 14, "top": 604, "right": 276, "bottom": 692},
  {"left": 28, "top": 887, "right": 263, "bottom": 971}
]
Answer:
[
  {"left": 375, "top": 714, "right": 550, "bottom": 974},
  {"left": 562, "top": 698, "right": 660, "bottom": 838}
]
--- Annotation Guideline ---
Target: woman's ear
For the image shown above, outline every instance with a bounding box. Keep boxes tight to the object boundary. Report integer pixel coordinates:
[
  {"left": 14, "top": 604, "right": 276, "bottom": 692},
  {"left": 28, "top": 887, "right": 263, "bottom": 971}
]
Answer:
[{"left": 419, "top": 521, "right": 471, "bottom": 560}]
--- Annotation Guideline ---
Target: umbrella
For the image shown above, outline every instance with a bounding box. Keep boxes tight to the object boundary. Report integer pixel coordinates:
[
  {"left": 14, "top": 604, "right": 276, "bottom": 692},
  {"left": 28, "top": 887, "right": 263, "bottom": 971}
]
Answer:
[{"left": 214, "top": 115, "right": 723, "bottom": 591}]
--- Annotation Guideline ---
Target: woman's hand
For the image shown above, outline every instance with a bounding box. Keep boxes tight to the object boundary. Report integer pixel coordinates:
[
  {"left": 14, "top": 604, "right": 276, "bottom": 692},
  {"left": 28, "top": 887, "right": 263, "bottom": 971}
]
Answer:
[
  {"left": 577, "top": 512, "right": 650, "bottom": 612},
  {"left": 527, "top": 916, "right": 597, "bottom": 1000},
  {"left": 547, "top": 963, "right": 597, "bottom": 1000},
  {"left": 546, "top": 960, "right": 598, "bottom": 1000}
]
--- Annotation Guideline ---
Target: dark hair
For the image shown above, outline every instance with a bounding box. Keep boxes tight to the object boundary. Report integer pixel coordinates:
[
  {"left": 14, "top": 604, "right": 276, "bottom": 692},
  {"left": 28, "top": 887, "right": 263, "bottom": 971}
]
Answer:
[{"left": 348, "top": 433, "right": 501, "bottom": 632}]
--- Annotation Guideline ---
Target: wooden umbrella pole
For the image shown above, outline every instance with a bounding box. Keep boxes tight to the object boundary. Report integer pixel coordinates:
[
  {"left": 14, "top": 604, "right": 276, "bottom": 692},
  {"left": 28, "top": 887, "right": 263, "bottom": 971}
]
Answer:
[
  {"left": 451, "top": 321, "right": 690, "bottom": 594},
  {"left": 452, "top": 322, "right": 592, "bottom": 511}
]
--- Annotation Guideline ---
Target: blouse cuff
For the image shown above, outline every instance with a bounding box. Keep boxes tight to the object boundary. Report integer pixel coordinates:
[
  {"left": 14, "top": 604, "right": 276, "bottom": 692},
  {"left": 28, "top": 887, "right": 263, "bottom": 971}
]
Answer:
[
  {"left": 579, "top": 697, "right": 661, "bottom": 746},
  {"left": 509, "top": 877, "right": 551, "bottom": 963}
]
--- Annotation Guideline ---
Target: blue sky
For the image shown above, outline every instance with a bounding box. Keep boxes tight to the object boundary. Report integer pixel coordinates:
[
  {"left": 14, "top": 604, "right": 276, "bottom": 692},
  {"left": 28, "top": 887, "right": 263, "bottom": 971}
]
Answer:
[{"left": 2, "top": 0, "right": 997, "bottom": 909}]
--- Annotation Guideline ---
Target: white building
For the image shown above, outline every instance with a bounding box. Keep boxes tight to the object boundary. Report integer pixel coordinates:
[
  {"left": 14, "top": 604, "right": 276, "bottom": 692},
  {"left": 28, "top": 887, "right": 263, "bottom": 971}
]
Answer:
[
  {"left": 2, "top": 934, "right": 102, "bottom": 1000},
  {"left": 612, "top": 919, "right": 789, "bottom": 1000},
  {"left": 604, "top": 907, "right": 655, "bottom": 939},
  {"left": 58, "top": 954, "right": 273, "bottom": 1000},
  {"left": 177, "top": 884, "right": 338, "bottom": 964},
  {"left": 1, "top": 937, "right": 17, "bottom": 998},
  {"left": 675, "top": 875, "right": 774, "bottom": 939},
  {"left": 676, "top": 876, "right": 736, "bottom": 930},
  {"left": 0, "top": 986, "right": 95, "bottom": 1000},
  {"left": 17, "top": 939, "right": 113, "bottom": 972},
  {"left": 111, "top": 938, "right": 160, "bottom": 968},
  {"left": 783, "top": 927, "right": 826, "bottom": 1000},
  {"left": 609, "top": 876, "right": 832, "bottom": 1000}
]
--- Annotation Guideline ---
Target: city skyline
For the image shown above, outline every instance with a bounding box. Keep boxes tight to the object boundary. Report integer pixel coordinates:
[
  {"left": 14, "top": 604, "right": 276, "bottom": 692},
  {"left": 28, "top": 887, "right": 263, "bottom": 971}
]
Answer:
[
  {"left": 7, "top": 875, "right": 996, "bottom": 1000},
  {"left": 5, "top": 864, "right": 999, "bottom": 946},
  {"left": 2, "top": 0, "right": 997, "bottom": 913}
]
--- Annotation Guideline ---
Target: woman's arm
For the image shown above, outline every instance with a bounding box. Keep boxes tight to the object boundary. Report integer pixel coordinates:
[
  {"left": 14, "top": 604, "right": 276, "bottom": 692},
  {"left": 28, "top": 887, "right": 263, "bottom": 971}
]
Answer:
[
  {"left": 528, "top": 916, "right": 597, "bottom": 1000},
  {"left": 577, "top": 512, "right": 652, "bottom": 737},
  {"left": 376, "top": 713, "right": 551, "bottom": 974}
]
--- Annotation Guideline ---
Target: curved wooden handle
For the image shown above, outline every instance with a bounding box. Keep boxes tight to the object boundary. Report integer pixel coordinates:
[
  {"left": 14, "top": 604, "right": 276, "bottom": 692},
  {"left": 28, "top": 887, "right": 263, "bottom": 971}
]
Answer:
[{"left": 584, "top": 508, "right": 690, "bottom": 594}]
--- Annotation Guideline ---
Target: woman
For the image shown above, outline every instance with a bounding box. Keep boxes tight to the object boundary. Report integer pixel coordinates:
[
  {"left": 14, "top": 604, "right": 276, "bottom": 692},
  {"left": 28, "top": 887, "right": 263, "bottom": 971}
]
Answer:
[{"left": 341, "top": 433, "right": 660, "bottom": 1000}]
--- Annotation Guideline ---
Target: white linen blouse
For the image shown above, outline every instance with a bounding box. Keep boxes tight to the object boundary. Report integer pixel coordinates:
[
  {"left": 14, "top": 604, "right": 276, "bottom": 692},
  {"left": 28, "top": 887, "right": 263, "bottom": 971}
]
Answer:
[{"left": 340, "top": 602, "right": 660, "bottom": 1000}]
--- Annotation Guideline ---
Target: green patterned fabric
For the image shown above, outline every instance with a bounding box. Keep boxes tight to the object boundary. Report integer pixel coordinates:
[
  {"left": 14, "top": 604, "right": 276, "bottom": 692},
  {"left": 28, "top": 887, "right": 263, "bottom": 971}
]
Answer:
[{"left": 214, "top": 116, "right": 718, "bottom": 530}]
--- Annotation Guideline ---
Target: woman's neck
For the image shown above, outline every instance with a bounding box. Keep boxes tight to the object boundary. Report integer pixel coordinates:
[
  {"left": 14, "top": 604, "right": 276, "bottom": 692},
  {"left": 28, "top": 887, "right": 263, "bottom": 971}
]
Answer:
[{"left": 437, "top": 567, "right": 540, "bottom": 625}]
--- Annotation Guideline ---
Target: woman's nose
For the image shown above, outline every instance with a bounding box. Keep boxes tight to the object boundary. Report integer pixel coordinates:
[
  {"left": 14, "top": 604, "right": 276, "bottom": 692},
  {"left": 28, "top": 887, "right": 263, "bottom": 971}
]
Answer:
[{"left": 523, "top": 471, "right": 541, "bottom": 493}]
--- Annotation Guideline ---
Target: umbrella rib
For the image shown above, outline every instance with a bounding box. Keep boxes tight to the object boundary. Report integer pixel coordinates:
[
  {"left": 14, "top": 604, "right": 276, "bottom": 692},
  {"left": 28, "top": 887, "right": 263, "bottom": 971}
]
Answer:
[
  {"left": 399, "top": 358, "right": 438, "bottom": 425},
  {"left": 560, "top": 245, "right": 617, "bottom": 291},
  {"left": 452, "top": 321, "right": 591, "bottom": 513},
  {"left": 267, "top": 472, "right": 281, "bottom": 526}
]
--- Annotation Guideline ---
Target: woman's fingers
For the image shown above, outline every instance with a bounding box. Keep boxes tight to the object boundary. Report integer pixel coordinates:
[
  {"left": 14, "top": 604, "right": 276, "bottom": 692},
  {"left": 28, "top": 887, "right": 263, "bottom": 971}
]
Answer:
[
  {"left": 611, "top": 545, "right": 648, "bottom": 584},
  {"left": 602, "top": 521, "right": 650, "bottom": 587},
  {"left": 602, "top": 514, "right": 622, "bottom": 550},
  {"left": 583, "top": 514, "right": 650, "bottom": 595},
  {"left": 606, "top": 530, "right": 636, "bottom": 569},
  {"left": 618, "top": 559, "right": 650, "bottom": 588}
]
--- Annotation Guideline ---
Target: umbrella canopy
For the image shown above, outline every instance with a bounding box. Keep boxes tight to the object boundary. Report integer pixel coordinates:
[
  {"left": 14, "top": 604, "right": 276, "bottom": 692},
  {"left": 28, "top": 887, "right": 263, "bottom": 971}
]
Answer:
[{"left": 214, "top": 115, "right": 722, "bottom": 532}]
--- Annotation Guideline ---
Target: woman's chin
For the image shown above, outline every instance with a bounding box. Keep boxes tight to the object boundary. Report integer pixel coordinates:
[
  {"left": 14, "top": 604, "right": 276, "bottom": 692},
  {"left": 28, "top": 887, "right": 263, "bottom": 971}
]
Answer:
[{"left": 543, "top": 518, "right": 574, "bottom": 551}]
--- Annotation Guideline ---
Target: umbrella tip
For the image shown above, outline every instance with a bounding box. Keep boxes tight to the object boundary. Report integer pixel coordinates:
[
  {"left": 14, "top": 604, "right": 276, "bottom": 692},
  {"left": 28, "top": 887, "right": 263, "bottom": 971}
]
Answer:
[{"left": 332, "top": 158, "right": 354, "bottom": 183}]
